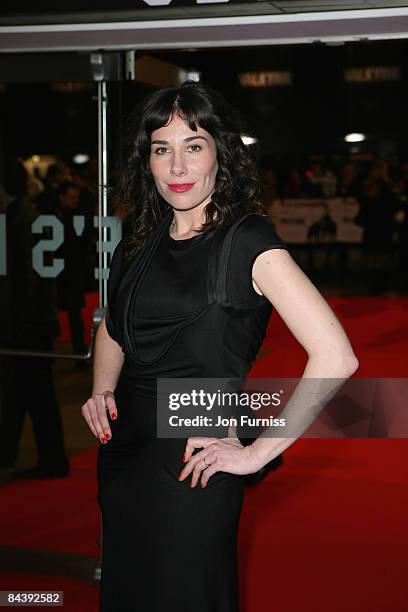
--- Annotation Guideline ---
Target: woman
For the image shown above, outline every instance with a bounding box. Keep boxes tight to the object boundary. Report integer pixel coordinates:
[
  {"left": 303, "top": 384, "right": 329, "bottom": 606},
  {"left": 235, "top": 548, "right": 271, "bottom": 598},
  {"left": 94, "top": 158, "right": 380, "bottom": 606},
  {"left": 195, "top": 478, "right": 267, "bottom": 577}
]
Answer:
[{"left": 81, "top": 82, "right": 358, "bottom": 611}]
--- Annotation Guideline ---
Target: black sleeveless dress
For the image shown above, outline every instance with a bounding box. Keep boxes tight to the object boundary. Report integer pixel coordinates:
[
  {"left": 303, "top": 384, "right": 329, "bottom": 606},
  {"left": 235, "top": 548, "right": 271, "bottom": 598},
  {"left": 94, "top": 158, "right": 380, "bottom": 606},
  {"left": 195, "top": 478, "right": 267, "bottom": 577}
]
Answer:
[{"left": 97, "top": 210, "right": 289, "bottom": 612}]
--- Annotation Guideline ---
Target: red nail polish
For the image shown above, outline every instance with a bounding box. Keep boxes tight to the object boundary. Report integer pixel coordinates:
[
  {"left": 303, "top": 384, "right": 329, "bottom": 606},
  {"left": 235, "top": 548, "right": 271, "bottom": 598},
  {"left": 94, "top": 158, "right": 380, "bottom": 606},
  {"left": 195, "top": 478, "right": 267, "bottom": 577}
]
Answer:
[
  {"left": 105, "top": 434, "right": 111, "bottom": 440},
  {"left": 182, "top": 455, "right": 186, "bottom": 462},
  {"left": 100, "top": 437, "right": 106, "bottom": 443},
  {"left": 111, "top": 413, "right": 117, "bottom": 420}
]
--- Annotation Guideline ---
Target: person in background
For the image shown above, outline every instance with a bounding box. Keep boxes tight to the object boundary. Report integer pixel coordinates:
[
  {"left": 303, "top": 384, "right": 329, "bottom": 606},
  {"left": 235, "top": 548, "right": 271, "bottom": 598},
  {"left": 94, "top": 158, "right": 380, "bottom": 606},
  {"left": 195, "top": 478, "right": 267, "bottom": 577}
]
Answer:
[
  {"left": 55, "top": 181, "right": 91, "bottom": 364},
  {"left": 283, "top": 163, "right": 306, "bottom": 198},
  {"left": 36, "top": 163, "right": 65, "bottom": 214},
  {"left": 72, "top": 168, "right": 97, "bottom": 220},
  {"left": 304, "top": 161, "right": 338, "bottom": 198},
  {"left": 355, "top": 160, "right": 399, "bottom": 293},
  {"left": 337, "top": 161, "right": 361, "bottom": 198},
  {"left": 0, "top": 158, "right": 69, "bottom": 479},
  {"left": 391, "top": 173, "right": 408, "bottom": 288},
  {"left": 260, "top": 165, "right": 279, "bottom": 214},
  {"left": 72, "top": 168, "right": 98, "bottom": 292}
]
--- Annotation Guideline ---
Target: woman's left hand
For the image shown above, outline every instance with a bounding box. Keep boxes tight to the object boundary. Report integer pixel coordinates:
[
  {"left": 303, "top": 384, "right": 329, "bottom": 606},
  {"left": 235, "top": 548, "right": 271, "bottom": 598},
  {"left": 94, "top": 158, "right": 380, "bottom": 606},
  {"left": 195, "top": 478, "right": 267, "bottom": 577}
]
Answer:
[{"left": 178, "top": 436, "right": 263, "bottom": 488}]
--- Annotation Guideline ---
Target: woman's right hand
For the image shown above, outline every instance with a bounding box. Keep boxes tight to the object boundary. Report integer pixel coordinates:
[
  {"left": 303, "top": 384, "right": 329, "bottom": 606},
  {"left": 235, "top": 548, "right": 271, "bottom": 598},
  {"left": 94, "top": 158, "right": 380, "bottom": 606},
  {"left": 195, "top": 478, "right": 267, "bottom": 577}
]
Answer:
[{"left": 81, "top": 390, "right": 117, "bottom": 444}]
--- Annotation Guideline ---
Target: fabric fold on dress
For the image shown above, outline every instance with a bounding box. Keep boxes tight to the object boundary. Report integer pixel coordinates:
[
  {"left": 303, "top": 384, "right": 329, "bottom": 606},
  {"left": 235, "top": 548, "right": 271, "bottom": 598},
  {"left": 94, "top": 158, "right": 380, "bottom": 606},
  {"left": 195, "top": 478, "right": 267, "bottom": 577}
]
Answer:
[{"left": 131, "top": 302, "right": 217, "bottom": 364}]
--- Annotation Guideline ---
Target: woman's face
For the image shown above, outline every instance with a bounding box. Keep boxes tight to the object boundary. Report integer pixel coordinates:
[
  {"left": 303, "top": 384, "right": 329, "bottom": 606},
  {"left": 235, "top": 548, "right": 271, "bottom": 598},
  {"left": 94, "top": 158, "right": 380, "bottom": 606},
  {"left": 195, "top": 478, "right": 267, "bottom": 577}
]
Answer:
[{"left": 149, "top": 113, "right": 218, "bottom": 212}]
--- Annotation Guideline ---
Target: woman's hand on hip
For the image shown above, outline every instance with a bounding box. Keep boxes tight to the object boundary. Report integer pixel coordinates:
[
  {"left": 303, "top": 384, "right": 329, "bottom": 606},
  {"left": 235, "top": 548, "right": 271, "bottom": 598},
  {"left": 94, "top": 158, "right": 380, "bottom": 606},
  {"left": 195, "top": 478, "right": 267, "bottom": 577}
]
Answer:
[
  {"left": 178, "top": 436, "right": 264, "bottom": 488},
  {"left": 81, "top": 390, "right": 117, "bottom": 444}
]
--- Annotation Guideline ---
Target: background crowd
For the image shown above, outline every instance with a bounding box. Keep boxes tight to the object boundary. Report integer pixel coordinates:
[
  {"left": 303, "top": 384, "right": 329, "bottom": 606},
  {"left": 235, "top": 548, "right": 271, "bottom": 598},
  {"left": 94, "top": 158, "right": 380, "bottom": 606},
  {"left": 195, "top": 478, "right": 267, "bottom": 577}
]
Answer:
[{"left": 260, "top": 154, "right": 408, "bottom": 292}]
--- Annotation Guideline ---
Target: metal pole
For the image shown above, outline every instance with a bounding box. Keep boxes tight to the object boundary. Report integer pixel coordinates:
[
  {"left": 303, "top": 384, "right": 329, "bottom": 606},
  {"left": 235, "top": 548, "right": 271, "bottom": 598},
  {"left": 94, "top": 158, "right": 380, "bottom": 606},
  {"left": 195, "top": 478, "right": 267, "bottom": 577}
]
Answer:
[
  {"left": 93, "top": 55, "right": 110, "bottom": 585},
  {"left": 97, "top": 79, "right": 109, "bottom": 309}
]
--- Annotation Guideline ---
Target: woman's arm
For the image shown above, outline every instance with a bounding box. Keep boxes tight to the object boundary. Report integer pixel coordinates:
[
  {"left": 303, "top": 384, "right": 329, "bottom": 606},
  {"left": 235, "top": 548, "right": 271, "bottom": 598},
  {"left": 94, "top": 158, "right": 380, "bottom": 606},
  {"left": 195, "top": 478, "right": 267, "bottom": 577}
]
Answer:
[
  {"left": 92, "top": 314, "right": 124, "bottom": 395},
  {"left": 247, "top": 248, "right": 359, "bottom": 467},
  {"left": 81, "top": 315, "right": 124, "bottom": 443},
  {"left": 252, "top": 248, "right": 358, "bottom": 376}
]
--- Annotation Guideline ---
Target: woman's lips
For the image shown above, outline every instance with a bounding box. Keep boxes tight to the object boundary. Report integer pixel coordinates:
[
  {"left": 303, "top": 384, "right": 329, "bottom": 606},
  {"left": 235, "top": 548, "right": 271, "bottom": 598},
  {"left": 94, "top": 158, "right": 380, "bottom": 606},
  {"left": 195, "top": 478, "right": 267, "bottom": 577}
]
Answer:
[{"left": 168, "top": 183, "right": 195, "bottom": 193}]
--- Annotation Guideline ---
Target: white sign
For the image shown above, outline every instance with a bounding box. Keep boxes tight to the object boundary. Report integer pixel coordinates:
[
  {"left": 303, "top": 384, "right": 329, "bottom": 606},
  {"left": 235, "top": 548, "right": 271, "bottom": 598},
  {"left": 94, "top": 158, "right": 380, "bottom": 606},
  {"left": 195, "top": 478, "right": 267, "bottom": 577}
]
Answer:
[{"left": 269, "top": 198, "right": 363, "bottom": 244}]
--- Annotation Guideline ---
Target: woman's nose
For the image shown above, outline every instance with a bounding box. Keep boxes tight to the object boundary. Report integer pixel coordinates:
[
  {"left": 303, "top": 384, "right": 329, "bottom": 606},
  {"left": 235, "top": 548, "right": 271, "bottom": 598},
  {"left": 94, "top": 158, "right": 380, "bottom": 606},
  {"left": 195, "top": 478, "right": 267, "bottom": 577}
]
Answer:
[{"left": 170, "top": 152, "right": 188, "bottom": 177}]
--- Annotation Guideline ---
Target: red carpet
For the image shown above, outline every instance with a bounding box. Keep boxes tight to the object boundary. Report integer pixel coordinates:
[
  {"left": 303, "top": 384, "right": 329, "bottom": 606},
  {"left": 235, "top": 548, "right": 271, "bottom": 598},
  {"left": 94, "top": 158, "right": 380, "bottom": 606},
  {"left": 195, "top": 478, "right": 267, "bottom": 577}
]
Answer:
[
  {"left": 0, "top": 448, "right": 101, "bottom": 611},
  {"left": 239, "top": 438, "right": 408, "bottom": 612},
  {"left": 2, "top": 295, "right": 407, "bottom": 611},
  {"left": 1, "top": 448, "right": 99, "bottom": 557}
]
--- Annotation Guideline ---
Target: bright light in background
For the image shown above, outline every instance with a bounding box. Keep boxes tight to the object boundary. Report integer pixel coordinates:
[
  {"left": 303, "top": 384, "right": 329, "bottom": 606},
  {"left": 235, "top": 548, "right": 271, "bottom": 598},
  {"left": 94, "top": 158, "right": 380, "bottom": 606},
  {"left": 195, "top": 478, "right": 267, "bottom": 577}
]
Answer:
[
  {"left": 241, "top": 134, "right": 258, "bottom": 146},
  {"left": 345, "top": 132, "right": 366, "bottom": 143},
  {"left": 186, "top": 70, "right": 201, "bottom": 82},
  {"left": 24, "top": 154, "right": 57, "bottom": 179},
  {"left": 179, "top": 69, "right": 201, "bottom": 83},
  {"left": 73, "top": 153, "right": 90, "bottom": 164}
]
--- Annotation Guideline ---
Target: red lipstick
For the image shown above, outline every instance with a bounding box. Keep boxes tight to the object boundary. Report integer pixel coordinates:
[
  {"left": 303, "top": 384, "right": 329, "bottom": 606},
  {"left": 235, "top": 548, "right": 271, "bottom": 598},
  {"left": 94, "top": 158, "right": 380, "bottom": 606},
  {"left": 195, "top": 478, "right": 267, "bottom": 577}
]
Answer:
[{"left": 168, "top": 183, "right": 195, "bottom": 193}]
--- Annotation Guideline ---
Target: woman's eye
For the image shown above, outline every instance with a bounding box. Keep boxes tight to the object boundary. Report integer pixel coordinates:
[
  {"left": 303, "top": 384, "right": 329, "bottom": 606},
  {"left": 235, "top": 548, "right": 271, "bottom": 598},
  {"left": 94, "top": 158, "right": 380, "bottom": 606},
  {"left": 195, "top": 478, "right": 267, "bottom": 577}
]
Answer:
[
  {"left": 187, "top": 144, "right": 201, "bottom": 153},
  {"left": 153, "top": 147, "right": 168, "bottom": 155}
]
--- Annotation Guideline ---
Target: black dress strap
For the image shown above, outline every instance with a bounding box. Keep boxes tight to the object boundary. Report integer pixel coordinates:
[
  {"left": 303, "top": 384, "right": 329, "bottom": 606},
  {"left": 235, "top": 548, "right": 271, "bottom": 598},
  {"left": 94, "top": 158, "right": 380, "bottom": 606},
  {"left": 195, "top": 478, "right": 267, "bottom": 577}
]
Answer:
[
  {"left": 206, "top": 224, "right": 229, "bottom": 304},
  {"left": 209, "top": 213, "right": 259, "bottom": 308}
]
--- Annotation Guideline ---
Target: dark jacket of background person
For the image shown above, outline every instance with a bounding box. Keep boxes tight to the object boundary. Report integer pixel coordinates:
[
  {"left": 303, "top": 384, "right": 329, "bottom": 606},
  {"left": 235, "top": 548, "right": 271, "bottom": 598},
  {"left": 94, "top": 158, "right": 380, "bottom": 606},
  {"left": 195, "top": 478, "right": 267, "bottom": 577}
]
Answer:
[
  {"left": 6, "top": 194, "right": 60, "bottom": 344},
  {"left": 36, "top": 163, "right": 69, "bottom": 215},
  {"left": 54, "top": 199, "right": 95, "bottom": 313},
  {"left": 73, "top": 170, "right": 98, "bottom": 292},
  {"left": 355, "top": 178, "right": 399, "bottom": 254},
  {"left": 337, "top": 162, "right": 362, "bottom": 198}
]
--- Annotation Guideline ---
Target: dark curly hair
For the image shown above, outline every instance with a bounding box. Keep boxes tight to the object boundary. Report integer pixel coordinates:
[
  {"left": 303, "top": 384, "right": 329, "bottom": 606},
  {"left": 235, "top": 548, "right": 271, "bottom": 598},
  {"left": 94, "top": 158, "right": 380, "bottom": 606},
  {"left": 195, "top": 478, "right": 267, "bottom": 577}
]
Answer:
[{"left": 115, "top": 81, "right": 266, "bottom": 261}]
